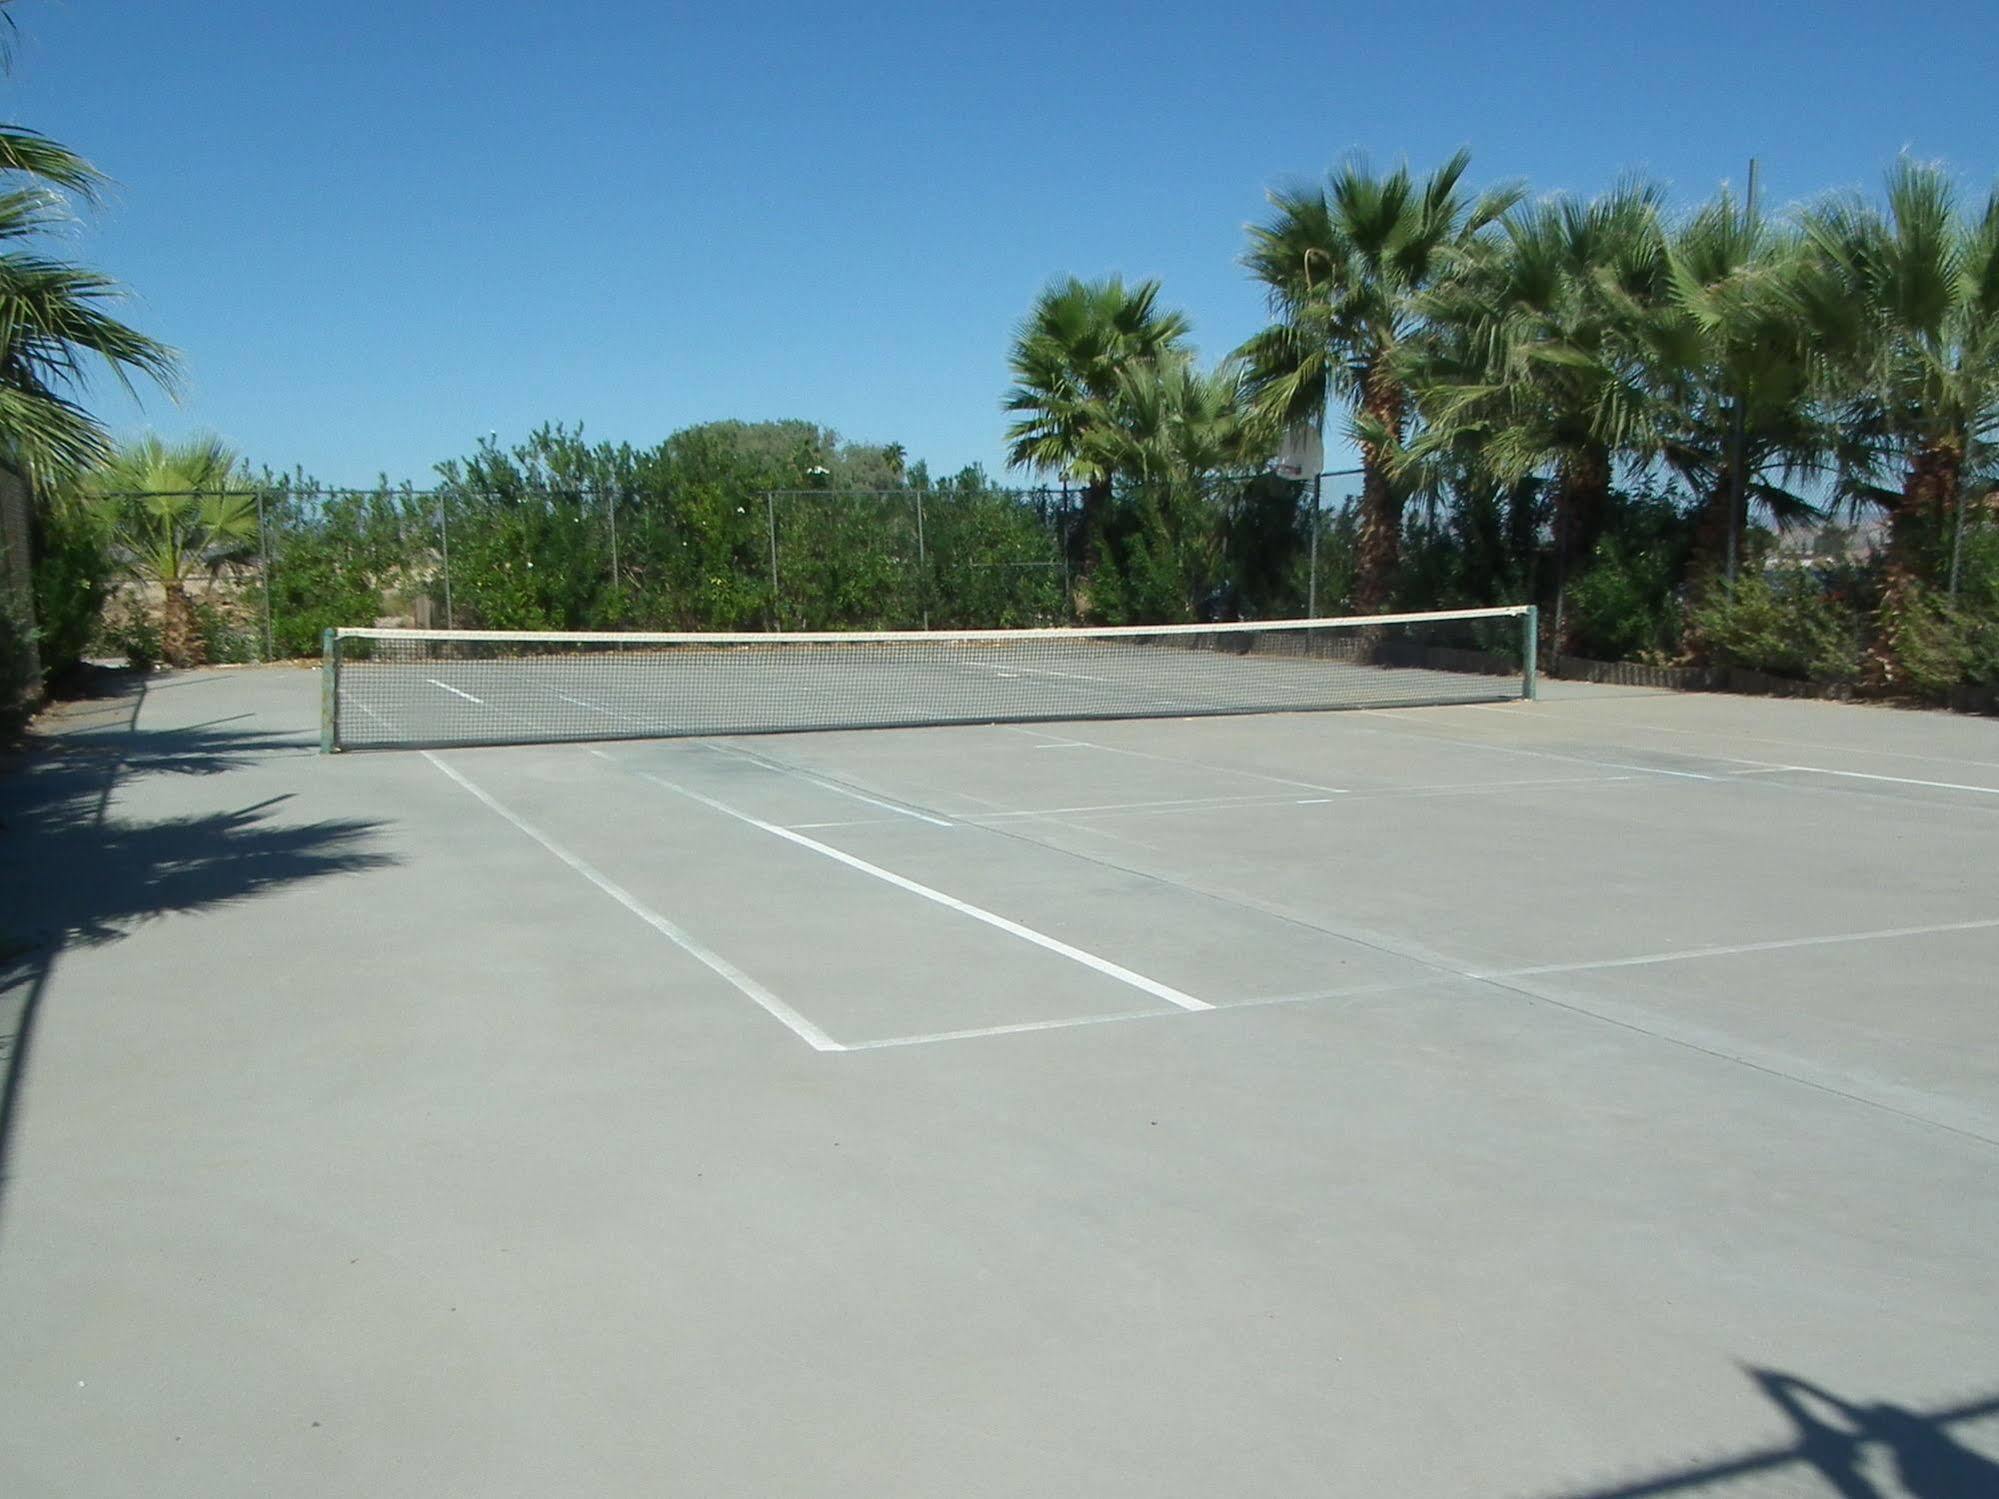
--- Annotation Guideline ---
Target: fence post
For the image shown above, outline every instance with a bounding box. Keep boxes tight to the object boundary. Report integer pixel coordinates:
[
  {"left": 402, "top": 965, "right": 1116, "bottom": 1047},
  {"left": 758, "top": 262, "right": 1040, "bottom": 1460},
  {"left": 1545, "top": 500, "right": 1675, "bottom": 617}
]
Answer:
[
  {"left": 1307, "top": 475, "right": 1321, "bottom": 618},
  {"left": 914, "top": 489, "right": 929, "bottom": 630},
  {"left": 320, "top": 628, "right": 338, "bottom": 752},
  {"left": 256, "top": 491, "right": 274, "bottom": 660},
  {"left": 1522, "top": 606, "right": 1539, "bottom": 701},
  {"left": 438, "top": 494, "right": 453, "bottom": 629},
  {"left": 765, "top": 491, "right": 780, "bottom": 629}
]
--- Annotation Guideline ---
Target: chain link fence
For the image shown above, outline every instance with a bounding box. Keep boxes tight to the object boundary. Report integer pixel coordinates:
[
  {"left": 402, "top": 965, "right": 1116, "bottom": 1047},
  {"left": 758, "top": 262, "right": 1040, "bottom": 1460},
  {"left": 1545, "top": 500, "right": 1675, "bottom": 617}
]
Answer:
[{"left": 78, "top": 470, "right": 1374, "bottom": 666}]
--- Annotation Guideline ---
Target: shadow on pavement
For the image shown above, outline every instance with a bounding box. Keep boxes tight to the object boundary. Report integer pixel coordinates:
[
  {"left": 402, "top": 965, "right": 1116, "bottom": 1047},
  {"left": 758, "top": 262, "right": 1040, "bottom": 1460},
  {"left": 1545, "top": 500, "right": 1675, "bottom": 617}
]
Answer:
[
  {"left": 1543, "top": 1367, "right": 1999, "bottom": 1498},
  {"left": 0, "top": 671, "right": 394, "bottom": 1232}
]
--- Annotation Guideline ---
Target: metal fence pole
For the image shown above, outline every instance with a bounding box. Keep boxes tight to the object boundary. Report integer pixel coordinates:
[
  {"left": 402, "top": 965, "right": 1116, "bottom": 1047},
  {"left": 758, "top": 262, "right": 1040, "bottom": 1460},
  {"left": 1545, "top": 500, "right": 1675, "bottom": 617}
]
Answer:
[
  {"left": 607, "top": 486, "right": 621, "bottom": 600},
  {"left": 765, "top": 491, "right": 780, "bottom": 628},
  {"left": 1058, "top": 482, "right": 1072, "bottom": 617},
  {"left": 1949, "top": 479, "right": 1968, "bottom": 600},
  {"left": 1307, "top": 475, "right": 1321, "bottom": 618},
  {"left": 319, "top": 628, "right": 338, "bottom": 752},
  {"left": 1522, "top": 606, "right": 1539, "bottom": 700},
  {"left": 439, "top": 495, "right": 454, "bottom": 629},
  {"left": 256, "top": 491, "right": 274, "bottom": 660},
  {"left": 914, "top": 489, "right": 929, "bottom": 630}
]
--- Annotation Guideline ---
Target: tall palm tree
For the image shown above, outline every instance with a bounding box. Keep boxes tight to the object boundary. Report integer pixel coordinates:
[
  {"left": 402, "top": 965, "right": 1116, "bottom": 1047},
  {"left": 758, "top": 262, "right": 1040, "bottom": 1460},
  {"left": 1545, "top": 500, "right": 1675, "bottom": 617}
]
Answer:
[
  {"left": 1801, "top": 159, "right": 1999, "bottom": 577},
  {"left": 0, "top": 127, "right": 179, "bottom": 485},
  {"left": 89, "top": 434, "right": 256, "bottom": 666},
  {"left": 1657, "top": 190, "right": 1835, "bottom": 574},
  {"left": 1004, "top": 274, "right": 1192, "bottom": 552},
  {"left": 1072, "top": 359, "right": 1263, "bottom": 619},
  {"left": 1408, "top": 183, "right": 1671, "bottom": 644},
  {"left": 1235, "top": 150, "right": 1519, "bottom": 611}
]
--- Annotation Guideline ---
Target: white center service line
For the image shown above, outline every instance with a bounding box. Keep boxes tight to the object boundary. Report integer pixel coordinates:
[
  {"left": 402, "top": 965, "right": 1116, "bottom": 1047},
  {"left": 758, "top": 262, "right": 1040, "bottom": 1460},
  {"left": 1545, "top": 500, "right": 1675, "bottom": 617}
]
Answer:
[
  {"left": 424, "top": 752, "right": 843, "bottom": 1052},
  {"left": 597, "top": 751, "right": 1211, "bottom": 1012},
  {"left": 553, "top": 690, "right": 618, "bottom": 716},
  {"left": 1715, "top": 757, "right": 1999, "bottom": 796},
  {"left": 427, "top": 678, "right": 486, "bottom": 705}
]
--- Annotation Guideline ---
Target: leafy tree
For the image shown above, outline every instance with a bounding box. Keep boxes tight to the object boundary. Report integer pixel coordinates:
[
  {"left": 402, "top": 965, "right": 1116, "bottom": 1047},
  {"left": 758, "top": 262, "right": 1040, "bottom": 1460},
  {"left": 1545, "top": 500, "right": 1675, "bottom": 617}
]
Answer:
[
  {"left": 88, "top": 434, "right": 256, "bottom": 665},
  {"left": 1657, "top": 189, "right": 1835, "bottom": 573},
  {"left": 1004, "top": 275, "right": 1192, "bottom": 557},
  {"left": 1236, "top": 151, "right": 1519, "bottom": 612},
  {"left": 1801, "top": 159, "right": 1999, "bottom": 579},
  {"left": 1409, "top": 182, "right": 1672, "bottom": 647}
]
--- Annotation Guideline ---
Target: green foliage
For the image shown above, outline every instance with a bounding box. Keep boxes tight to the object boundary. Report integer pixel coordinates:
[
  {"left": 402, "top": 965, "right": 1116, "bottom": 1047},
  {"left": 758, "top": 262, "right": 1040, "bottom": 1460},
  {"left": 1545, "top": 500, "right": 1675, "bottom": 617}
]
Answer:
[
  {"left": 0, "top": 585, "right": 34, "bottom": 727},
  {"left": 98, "top": 606, "right": 160, "bottom": 670},
  {"left": 189, "top": 594, "right": 259, "bottom": 665},
  {"left": 1561, "top": 494, "right": 1695, "bottom": 661},
  {"left": 1689, "top": 569, "right": 1865, "bottom": 682},
  {"left": 28, "top": 494, "right": 113, "bottom": 676}
]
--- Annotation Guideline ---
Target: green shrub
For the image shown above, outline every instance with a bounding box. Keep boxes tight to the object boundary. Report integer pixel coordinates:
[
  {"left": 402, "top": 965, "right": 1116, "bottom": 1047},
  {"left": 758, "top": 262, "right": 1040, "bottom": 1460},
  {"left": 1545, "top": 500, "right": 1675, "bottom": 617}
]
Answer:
[
  {"left": 1874, "top": 583, "right": 1999, "bottom": 699},
  {"left": 190, "top": 593, "right": 261, "bottom": 664},
  {"left": 1689, "top": 568, "right": 1864, "bottom": 682},
  {"left": 0, "top": 591, "right": 36, "bottom": 728},
  {"left": 28, "top": 499, "right": 115, "bottom": 678},
  {"left": 99, "top": 607, "right": 161, "bottom": 670}
]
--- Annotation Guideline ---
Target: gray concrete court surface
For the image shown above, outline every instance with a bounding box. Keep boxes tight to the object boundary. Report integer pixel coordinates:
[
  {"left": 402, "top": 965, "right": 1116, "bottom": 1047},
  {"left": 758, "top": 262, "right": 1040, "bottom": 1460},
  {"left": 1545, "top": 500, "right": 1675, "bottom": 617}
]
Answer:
[{"left": 2, "top": 664, "right": 1996, "bottom": 1497}]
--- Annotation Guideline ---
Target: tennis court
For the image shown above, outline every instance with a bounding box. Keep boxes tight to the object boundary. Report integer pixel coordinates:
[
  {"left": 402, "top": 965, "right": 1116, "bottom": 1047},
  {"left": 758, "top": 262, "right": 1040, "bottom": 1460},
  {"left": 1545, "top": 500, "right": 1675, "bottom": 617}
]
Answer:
[{"left": 2, "top": 650, "right": 1996, "bottom": 1497}]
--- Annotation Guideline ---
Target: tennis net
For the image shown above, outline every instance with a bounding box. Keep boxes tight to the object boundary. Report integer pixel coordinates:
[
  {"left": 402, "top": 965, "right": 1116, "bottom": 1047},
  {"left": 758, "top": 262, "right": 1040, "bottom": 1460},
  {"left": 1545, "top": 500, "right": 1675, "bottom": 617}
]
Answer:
[{"left": 321, "top": 606, "right": 1537, "bottom": 752}]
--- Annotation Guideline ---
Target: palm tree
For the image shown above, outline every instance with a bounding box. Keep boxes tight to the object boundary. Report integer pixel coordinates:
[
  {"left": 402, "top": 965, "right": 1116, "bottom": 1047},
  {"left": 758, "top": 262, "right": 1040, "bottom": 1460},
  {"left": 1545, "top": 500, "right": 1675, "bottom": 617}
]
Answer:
[
  {"left": 1408, "top": 183, "right": 1672, "bottom": 644},
  {"left": 1801, "top": 159, "right": 1999, "bottom": 577},
  {"left": 0, "top": 127, "right": 179, "bottom": 485},
  {"left": 1004, "top": 275, "right": 1192, "bottom": 552},
  {"left": 1235, "top": 150, "right": 1519, "bottom": 612},
  {"left": 1657, "top": 190, "right": 1835, "bottom": 575},
  {"left": 1071, "top": 359, "right": 1263, "bottom": 619},
  {"left": 89, "top": 434, "right": 256, "bottom": 666}
]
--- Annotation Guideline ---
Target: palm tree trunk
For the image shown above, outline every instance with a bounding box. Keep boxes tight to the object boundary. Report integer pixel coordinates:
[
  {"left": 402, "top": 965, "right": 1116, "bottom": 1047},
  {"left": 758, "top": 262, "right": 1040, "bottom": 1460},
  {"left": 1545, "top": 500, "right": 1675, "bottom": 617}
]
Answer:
[
  {"left": 1352, "top": 370, "right": 1407, "bottom": 613},
  {"left": 1553, "top": 444, "right": 1611, "bottom": 652},
  {"left": 1892, "top": 437, "right": 1962, "bottom": 577},
  {"left": 160, "top": 581, "right": 202, "bottom": 668}
]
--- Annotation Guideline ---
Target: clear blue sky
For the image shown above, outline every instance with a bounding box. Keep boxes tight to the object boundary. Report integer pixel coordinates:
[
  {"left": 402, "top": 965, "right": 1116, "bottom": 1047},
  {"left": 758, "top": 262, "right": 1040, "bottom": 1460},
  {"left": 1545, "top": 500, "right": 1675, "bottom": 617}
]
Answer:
[{"left": 10, "top": 0, "right": 1996, "bottom": 487}]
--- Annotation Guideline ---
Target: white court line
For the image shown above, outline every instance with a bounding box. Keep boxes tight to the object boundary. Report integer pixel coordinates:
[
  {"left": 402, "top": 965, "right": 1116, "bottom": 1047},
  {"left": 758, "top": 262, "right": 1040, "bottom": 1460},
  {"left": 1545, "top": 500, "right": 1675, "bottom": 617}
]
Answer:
[
  {"left": 424, "top": 752, "right": 843, "bottom": 1052},
  {"left": 427, "top": 678, "right": 486, "bottom": 705},
  {"left": 343, "top": 696, "right": 391, "bottom": 725},
  {"left": 1002, "top": 725, "right": 1349, "bottom": 795},
  {"left": 950, "top": 662, "right": 1116, "bottom": 684},
  {"left": 696, "top": 743, "right": 954, "bottom": 827},
  {"left": 553, "top": 690, "right": 618, "bottom": 717},
  {"left": 1713, "top": 757, "right": 1999, "bottom": 796},
  {"left": 1464, "top": 700, "right": 1999, "bottom": 771},
  {"left": 1481, "top": 917, "right": 1999, "bottom": 979},
  {"left": 844, "top": 1008, "right": 1181, "bottom": 1051},
  {"left": 601, "top": 751, "right": 1212, "bottom": 1012},
  {"left": 1354, "top": 712, "right": 1719, "bottom": 780}
]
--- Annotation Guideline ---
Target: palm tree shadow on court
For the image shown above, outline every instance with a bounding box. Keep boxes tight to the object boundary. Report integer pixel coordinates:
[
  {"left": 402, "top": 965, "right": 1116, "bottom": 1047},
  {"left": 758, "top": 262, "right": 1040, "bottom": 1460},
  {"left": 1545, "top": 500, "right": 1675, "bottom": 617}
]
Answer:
[
  {"left": 1540, "top": 1366, "right": 1999, "bottom": 1498},
  {"left": 0, "top": 670, "right": 396, "bottom": 1232}
]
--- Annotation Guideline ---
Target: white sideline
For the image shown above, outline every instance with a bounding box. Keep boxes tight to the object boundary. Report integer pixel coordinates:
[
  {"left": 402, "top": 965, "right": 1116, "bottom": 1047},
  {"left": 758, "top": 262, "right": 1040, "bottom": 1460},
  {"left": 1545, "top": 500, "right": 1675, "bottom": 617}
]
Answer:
[
  {"left": 426, "top": 678, "right": 486, "bottom": 705},
  {"left": 423, "top": 752, "right": 844, "bottom": 1052},
  {"left": 600, "top": 752, "right": 1213, "bottom": 1013},
  {"left": 1481, "top": 917, "right": 1999, "bottom": 979}
]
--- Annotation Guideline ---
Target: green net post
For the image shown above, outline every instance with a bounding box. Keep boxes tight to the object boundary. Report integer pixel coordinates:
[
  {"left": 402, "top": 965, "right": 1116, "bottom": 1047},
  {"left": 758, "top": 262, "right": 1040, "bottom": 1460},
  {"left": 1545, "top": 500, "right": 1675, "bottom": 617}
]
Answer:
[
  {"left": 1522, "top": 606, "right": 1539, "bottom": 700},
  {"left": 320, "top": 628, "right": 338, "bottom": 752}
]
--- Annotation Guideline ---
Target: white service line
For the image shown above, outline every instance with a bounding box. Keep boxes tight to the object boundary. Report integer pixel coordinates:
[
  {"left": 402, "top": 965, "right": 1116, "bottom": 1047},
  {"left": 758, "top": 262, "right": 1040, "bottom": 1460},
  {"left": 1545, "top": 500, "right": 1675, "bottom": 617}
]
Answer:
[
  {"left": 424, "top": 752, "right": 843, "bottom": 1052},
  {"left": 1714, "top": 758, "right": 1999, "bottom": 797},
  {"left": 343, "top": 696, "right": 391, "bottom": 725},
  {"left": 697, "top": 743, "right": 954, "bottom": 826},
  {"left": 1354, "top": 712, "right": 1719, "bottom": 780},
  {"left": 599, "top": 751, "right": 1212, "bottom": 1012},
  {"left": 427, "top": 678, "right": 486, "bottom": 705},
  {"left": 553, "top": 690, "right": 619, "bottom": 717},
  {"left": 1002, "top": 725, "right": 1349, "bottom": 795},
  {"left": 1481, "top": 916, "right": 1999, "bottom": 979}
]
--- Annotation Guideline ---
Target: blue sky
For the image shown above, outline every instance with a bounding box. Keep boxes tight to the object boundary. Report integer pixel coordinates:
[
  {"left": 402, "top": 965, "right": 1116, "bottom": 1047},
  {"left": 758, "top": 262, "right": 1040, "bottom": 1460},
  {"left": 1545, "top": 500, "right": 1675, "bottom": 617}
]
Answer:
[{"left": 9, "top": 0, "right": 1996, "bottom": 487}]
